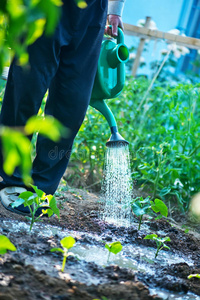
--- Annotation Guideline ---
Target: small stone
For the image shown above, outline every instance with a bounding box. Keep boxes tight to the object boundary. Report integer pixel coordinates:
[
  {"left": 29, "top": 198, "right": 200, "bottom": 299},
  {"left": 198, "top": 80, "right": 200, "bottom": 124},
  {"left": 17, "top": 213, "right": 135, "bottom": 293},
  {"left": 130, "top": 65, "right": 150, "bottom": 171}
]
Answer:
[{"left": 12, "top": 264, "right": 23, "bottom": 271}]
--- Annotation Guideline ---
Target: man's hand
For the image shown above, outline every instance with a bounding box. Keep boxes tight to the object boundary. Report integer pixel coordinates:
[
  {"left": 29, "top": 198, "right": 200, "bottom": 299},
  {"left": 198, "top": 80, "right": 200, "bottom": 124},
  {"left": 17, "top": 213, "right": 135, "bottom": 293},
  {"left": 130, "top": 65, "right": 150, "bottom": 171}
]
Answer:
[{"left": 105, "top": 15, "right": 124, "bottom": 37}]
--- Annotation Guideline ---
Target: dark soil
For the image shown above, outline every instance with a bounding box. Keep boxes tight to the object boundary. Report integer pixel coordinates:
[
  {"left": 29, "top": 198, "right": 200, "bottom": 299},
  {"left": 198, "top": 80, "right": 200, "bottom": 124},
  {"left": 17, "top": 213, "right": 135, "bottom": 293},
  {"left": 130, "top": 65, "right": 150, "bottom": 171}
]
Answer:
[{"left": 0, "top": 182, "right": 200, "bottom": 300}]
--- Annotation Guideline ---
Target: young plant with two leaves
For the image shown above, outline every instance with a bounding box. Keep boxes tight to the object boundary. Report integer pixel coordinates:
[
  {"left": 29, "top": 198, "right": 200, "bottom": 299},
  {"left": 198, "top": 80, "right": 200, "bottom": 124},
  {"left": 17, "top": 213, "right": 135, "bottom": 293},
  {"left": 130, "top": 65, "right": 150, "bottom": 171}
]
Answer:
[
  {"left": 51, "top": 236, "right": 76, "bottom": 272},
  {"left": 144, "top": 234, "right": 171, "bottom": 259},
  {"left": 131, "top": 196, "right": 168, "bottom": 230},
  {"left": 105, "top": 241, "right": 123, "bottom": 263}
]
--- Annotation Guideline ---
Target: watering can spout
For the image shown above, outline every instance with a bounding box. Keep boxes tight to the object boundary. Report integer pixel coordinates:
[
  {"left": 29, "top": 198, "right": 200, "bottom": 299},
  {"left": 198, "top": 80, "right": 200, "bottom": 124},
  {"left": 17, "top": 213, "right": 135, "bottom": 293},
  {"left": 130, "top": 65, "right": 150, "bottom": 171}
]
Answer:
[{"left": 90, "top": 99, "right": 128, "bottom": 148}]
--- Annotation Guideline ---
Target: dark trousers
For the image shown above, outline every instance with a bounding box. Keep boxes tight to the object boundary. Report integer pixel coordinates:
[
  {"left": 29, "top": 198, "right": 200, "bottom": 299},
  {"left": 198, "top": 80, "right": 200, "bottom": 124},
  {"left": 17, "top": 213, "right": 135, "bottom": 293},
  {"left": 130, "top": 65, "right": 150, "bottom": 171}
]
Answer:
[{"left": 0, "top": 0, "right": 107, "bottom": 194}]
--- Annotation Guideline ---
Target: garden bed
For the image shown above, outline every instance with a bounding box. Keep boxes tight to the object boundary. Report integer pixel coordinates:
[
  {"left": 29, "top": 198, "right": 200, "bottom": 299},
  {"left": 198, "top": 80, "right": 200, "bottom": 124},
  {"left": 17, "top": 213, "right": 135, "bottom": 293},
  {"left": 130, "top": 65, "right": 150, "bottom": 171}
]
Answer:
[{"left": 0, "top": 182, "right": 200, "bottom": 300}]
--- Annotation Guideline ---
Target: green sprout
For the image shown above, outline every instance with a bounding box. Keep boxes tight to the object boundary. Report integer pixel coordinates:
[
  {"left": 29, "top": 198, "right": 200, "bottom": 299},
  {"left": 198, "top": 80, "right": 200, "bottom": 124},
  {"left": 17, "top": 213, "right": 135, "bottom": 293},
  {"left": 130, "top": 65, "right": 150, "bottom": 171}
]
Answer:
[
  {"left": 51, "top": 236, "right": 76, "bottom": 272},
  {"left": 131, "top": 197, "right": 168, "bottom": 230},
  {"left": 131, "top": 197, "right": 151, "bottom": 230},
  {"left": 144, "top": 234, "right": 171, "bottom": 259},
  {"left": 11, "top": 185, "right": 60, "bottom": 231},
  {"left": 105, "top": 241, "right": 123, "bottom": 263},
  {"left": 188, "top": 274, "right": 200, "bottom": 280},
  {"left": 0, "top": 235, "right": 16, "bottom": 255}
]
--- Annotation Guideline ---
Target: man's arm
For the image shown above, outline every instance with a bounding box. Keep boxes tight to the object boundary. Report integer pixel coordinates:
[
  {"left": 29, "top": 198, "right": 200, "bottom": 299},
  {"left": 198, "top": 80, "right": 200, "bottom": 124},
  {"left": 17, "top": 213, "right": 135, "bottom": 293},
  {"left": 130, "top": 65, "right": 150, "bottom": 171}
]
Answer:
[{"left": 105, "top": 0, "right": 125, "bottom": 37}]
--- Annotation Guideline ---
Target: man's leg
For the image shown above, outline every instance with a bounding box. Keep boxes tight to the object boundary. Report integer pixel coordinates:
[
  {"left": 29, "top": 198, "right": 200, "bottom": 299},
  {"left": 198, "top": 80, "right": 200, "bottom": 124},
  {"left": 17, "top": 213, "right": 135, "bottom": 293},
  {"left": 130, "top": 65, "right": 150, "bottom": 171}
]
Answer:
[
  {"left": 0, "top": 33, "right": 61, "bottom": 188},
  {"left": 32, "top": 0, "right": 108, "bottom": 194},
  {"left": 0, "top": 0, "right": 107, "bottom": 194}
]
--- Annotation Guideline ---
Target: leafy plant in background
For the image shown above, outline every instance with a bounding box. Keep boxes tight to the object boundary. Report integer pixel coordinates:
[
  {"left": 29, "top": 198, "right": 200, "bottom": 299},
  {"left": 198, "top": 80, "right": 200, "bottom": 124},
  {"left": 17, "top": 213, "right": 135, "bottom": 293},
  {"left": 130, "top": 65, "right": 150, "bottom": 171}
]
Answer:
[
  {"left": 51, "top": 236, "right": 76, "bottom": 272},
  {"left": 114, "top": 78, "right": 200, "bottom": 211},
  {"left": 0, "top": 235, "right": 16, "bottom": 255},
  {"left": 144, "top": 234, "right": 171, "bottom": 259},
  {"left": 71, "top": 109, "right": 106, "bottom": 188},
  {"left": 11, "top": 185, "right": 60, "bottom": 231},
  {"left": 105, "top": 241, "right": 123, "bottom": 263}
]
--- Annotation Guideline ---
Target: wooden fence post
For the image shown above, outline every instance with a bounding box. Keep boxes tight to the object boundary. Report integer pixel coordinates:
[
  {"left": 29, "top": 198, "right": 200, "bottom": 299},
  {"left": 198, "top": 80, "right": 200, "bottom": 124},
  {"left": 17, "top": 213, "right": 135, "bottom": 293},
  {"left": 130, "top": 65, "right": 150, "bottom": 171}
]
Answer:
[{"left": 131, "top": 16, "right": 151, "bottom": 77}]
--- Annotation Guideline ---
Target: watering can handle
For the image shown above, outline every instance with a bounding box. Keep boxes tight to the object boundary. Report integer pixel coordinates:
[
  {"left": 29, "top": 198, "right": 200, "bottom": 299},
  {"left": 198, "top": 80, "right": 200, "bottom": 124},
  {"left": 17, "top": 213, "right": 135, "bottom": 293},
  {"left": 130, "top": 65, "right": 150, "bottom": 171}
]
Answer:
[
  {"left": 106, "top": 26, "right": 128, "bottom": 98},
  {"left": 106, "top": 26, "right": 125, "bottom": 44}
]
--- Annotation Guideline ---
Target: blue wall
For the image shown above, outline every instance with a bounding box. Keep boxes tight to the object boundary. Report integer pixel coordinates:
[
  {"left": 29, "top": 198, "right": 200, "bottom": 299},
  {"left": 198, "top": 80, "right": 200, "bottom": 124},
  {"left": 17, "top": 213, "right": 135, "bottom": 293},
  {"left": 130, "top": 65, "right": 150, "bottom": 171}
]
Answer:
[
  {"left": 123, "top": 0, "right": 184, "bottom": 32},
  {"left": 122, "top": 0, "right": 184, "bottom": 75}
]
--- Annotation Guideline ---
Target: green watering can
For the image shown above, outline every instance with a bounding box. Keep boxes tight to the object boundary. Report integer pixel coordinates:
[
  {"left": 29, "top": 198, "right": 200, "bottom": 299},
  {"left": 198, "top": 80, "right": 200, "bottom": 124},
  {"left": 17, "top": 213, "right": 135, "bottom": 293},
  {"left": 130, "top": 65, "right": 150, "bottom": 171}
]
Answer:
[{"left": 90, "top": 27, "right": 129, "bottom": 147}]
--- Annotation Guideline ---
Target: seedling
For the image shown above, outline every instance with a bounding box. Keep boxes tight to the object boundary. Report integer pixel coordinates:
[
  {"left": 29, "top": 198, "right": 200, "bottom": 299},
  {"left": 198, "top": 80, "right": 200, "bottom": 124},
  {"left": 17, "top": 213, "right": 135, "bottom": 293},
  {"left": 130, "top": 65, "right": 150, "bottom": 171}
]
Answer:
[
  {"left": 131, "top": 197, "right": 151, "bottom": 230},
  {"left": 131, "top": 197, "right": 168, "bottom": 230},
  {"left": 105, "top": 241, "right": 123, "bottom": 263},
  {"left": 188, "top": 274, "right": 200, "bottom": 280},
  {"left": 144, "top": 234, "right": 171, "bottom": 258},
  {"left": 0, "top": 235, "right": 16, "bottom": 255},
  {"left": 11, "top": 184, "right": 60, "bottom": 231},
  {"left": 51, "top": 236, "right": 76, "bottom": 272}
]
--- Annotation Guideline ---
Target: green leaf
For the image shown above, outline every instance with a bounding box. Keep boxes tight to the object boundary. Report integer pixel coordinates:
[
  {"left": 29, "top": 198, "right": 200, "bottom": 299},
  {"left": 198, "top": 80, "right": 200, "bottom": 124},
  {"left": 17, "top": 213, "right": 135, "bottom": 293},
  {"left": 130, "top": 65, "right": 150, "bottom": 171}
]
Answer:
[
  {"left": 60, "top": 236, "right": 76, "bottom": 250},
  {"left": 18, "top": 191, "right": 36, "bottom": 206},
  {"left": 43, "top": 208, "right": 54, "bottom": 217},
  {"left": 1, "top": 127, "right": 32, "bottom": 184},
  {"left": 30, "top": 184, "right": 45, "bottom": 198},
  {"left": 19, "top": 191, "right": 34, "bottom": 200},
  {"left": 24, "top": 116, "right": 68, "bottom": 142},
  {"left": 144, "top": 234, "right": 158, "bottom": 240},
  {"left": 105, "top": 244, "right": 110, "bottom": 251},
  {"left": 50, "top": 247, "right": 64, "bottom": 253},
  {"left": 151, "top": 199, "right": 168, "bottom": 217},
  {"left": 74, "top": 0, "right": 88, "bottom": 8},
  {"left": 47, "top": 195, "right": 60, "bottom": 219},
  {"left": 131, "top": 203, "right": 148, "bottom": 216},
  {"left": 105, "top": 241, "right": 123, "bottom": 255},
  {"left": 188, "top": 274, "right": 200, "bottom": 280},
  {"left": 131, "top": 197, "right": 151, "bottom": 217},
  {"left": 0, "top": 235, "right": 16, "bottom": 255},
  {"left": 163, "top": 237, "right": 171, "bottom": 242}
]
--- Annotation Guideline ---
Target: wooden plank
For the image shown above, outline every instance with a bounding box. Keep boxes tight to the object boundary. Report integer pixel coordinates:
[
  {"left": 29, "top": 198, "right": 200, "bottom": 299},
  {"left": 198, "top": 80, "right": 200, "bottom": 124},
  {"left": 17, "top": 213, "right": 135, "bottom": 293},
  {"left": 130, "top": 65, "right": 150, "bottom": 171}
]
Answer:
[
  {"left": 132, "top": 17, "right": 151, "bottom": 77},
  {"left": 124, "top": 23, "right": 200, "bottom": 49}
]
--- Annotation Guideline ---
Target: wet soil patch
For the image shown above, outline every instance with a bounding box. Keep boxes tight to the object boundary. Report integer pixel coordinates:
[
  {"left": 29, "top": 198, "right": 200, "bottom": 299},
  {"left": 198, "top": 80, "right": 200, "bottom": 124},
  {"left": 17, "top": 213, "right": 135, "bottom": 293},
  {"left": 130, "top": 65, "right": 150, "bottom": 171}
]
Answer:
[{"left": 0, "top": 183, "right": 200, "bottom": 299}]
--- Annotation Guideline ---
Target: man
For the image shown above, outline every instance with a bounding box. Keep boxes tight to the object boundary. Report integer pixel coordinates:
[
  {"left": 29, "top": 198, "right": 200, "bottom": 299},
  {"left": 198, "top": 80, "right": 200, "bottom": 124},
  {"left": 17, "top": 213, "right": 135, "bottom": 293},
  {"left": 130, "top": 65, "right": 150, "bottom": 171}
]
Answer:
[{"left": 0, "top": 0, "right": 125, "bottom": 215}]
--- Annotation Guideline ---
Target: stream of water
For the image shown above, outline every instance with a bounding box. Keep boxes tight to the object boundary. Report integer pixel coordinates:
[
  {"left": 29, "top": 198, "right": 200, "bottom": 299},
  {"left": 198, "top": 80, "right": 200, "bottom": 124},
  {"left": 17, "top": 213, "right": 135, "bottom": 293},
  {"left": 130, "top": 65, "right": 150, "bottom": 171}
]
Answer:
[{"left": 100, "top": 145, "right": 133, "bottom": 226}]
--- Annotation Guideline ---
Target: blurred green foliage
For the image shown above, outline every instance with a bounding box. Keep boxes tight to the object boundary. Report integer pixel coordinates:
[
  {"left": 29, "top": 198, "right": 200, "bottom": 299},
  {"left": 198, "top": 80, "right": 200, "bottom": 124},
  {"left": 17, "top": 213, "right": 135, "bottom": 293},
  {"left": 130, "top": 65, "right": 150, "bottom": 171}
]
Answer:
[
  {"left": 1, "top": 116, "right": 66, "bottom": 184},
  {"left": 0, "top": 235, "right": 16, "bottom": 255},
  {"left": 0, "top": 0, "right": 62, "bottom": 73}
]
